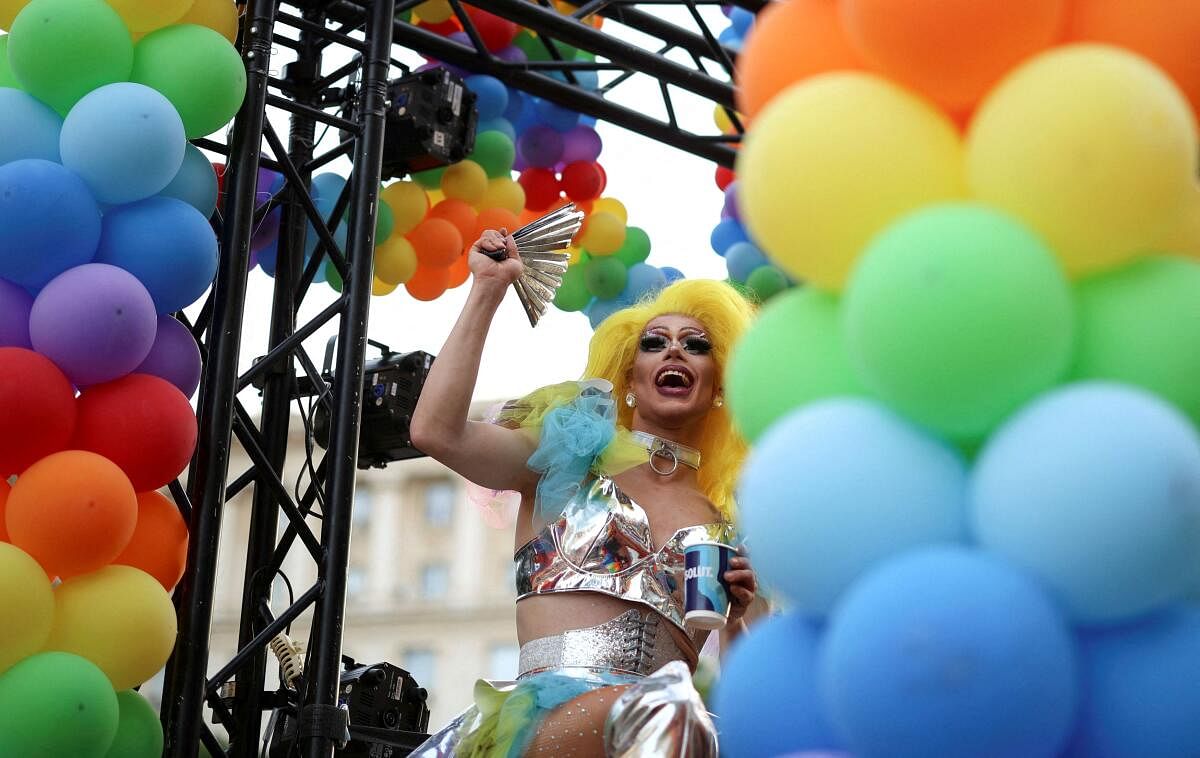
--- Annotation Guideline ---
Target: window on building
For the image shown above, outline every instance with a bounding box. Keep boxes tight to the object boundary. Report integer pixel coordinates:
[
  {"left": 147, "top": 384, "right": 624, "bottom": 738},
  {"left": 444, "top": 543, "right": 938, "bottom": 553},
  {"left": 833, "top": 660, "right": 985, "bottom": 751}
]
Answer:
[
  {"left": 404, "top": 648, "right": 436, "bottom": 690},
  {"left": 420, "top": 563, "right": 450, "bottom": 600},
  {"left": 423, "top": 479, "right": 455, "bottom": 527},
  {"left": 487, "top": 644, "right": 520, "bottom": 680},
  {"left": 352, "top": 486, "right": 373, "bottom": 529}
]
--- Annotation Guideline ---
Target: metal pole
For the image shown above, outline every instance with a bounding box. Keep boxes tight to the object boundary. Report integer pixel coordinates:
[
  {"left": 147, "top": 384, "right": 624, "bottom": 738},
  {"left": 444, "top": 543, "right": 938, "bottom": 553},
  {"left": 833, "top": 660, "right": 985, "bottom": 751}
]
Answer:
[
  {"left": 299, "top": 0, "right": 394, "bottom": 755},
  {"left": 161, "top": 1, "right": 278, "bottom": 755}
]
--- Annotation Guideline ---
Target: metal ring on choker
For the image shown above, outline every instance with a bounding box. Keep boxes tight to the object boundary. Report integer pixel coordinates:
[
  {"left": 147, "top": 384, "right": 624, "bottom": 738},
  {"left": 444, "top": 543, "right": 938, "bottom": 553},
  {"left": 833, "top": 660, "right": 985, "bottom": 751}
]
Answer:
[{"left": 648, "top": 445, "right": 679, "bottom": 476}]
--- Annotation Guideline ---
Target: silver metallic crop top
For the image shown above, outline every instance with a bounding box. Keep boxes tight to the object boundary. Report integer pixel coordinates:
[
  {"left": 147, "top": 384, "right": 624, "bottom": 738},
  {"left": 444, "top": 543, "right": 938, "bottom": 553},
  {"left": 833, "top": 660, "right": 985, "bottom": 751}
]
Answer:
[{"left": 514, "top": 474, "right": 737, "bottom": 635}]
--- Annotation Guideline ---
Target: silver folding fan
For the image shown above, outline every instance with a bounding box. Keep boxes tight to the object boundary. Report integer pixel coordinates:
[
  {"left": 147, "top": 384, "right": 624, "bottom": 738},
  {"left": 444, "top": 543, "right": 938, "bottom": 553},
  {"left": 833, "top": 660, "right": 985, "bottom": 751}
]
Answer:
[{"left": 482, "top": 203, "right": 585, "bottom": 327}]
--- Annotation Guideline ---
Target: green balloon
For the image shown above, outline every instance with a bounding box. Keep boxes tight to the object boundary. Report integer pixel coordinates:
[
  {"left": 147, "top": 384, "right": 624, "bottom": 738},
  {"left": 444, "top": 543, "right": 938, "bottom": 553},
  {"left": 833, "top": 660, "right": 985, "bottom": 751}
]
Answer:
[
  {"left": 130, "top": 24, "right": 246, "bottom": 139},
  {"left": 0, "top": 652, "right": 119, "bottom": 757},
  {"left": 324, "top": 258, "right": 343, "bottom": 292},
  {"left": 844, "top": 203, "right": 1074, "bottom": 442},
  {"left": 554, "top": 264, "right": 590, "bottom": 311},
  {"left": 614, "top": 226, "right": 651, "bottom": 267},
  {"left": 1072, "top": 254, "right": 1200, "bottom": 424},
  {"left": 470, "top": 130, "right": 516, "bottom": 179},
  {"left": 104, "top": 691, "right": 162, "bottom": 758},
  {"left": 375, "top": 198, "right": 394, "bottom": 242},
  {"left": 584, "top": 255, "right": 627, "bottom": 299},
  {"left": 746, "top": 264, "right": 790, "bottom": 301},
  {"left": 411, "top": 165, "right": 445, "bottom": 189},
  {"left": 728, "top": 288, "right": 867, "bottom": 442},
  {"left": 7, "top": 0, "right": 133, "bottom": 114},
  {"left": 0, "top": 36, "right": 19, "bottom": 89}
]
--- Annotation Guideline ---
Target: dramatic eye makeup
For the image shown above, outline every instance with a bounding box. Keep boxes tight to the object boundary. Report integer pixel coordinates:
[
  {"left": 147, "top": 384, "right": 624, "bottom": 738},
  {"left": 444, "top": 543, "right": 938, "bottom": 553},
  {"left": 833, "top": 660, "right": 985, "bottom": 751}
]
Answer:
[{"left": 638, "top": 332, "right": 713, "bottom": 355}]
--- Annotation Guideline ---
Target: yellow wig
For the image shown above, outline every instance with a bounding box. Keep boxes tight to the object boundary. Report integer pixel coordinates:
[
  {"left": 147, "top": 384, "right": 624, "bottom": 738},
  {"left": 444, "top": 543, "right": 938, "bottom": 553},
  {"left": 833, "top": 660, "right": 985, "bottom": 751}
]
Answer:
[{"left": 583, "top": 279, "right": 756, "bottom": 519}]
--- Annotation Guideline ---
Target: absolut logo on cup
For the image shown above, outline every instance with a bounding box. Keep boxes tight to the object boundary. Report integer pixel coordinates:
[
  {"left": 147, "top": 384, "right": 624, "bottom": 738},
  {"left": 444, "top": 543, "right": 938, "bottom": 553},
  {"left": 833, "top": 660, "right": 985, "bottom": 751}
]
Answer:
[{"left": 684, "top": 542, "right": 733, "bottom": 631}]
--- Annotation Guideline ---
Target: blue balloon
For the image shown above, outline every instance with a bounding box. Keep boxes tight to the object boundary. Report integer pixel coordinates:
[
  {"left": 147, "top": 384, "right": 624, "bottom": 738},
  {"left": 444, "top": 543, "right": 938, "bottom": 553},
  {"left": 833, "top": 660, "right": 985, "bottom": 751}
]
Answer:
[
  {"left": 729, "top": 7, "right": 755, "bottom": 36},
  {"left": 585, "top": 296, "right": 624, "bottom": 329},
  {"left": 466, "top": 75, "right": 509, "bottom": 121},
  {"left": 502, "top": 88, "right": 527, "bottom": 123},
  {"left": 580, "top": 114, "right": 598, "bottom": 127},
  {"left": 713, "top": 613, "right": 842, "bottom": 757},
  {"left": 1065, "top": 607, "right": 1200, "bottom": 757},
  {"left": 59, "top": 83, "right": 185, "bottom": 205},
  {"left": 718, "top": 26, "right": 744, "bottom": 52},
  {"left": 93, "top": 197, "right": 218, "bottom": 313},
  {"left": 257, "top": 238, "right": 279, "bottom": 277},
  {"left": 818, "top": 547, "right": 1078, "bottom": 758},
  {"left": 478, "top": 117, "right": 516, "bottom": 142},
  {"left": 304, "top": 196, "right": 347, "bottom": 258},
  {"left": 0, "top": 159, "right": 100, "bottom": 289},
  {"left": 710, "top": 217, "right": 748, "bottom": 256},
  {"left": 533, "top": 97, "right": 581, "bottom": 132},
  {"left": 970, "top": 382, "right": 1200, "bottom": 625},
  {"left": 0, "top": 88, "right": 63, "bottom": 165},
  {"left": 661, "top": 266, "right": 686, "bottom": 284},
  {"left": 158, "top": 143, "right": 218, "bottom": 218},
  {"left": 621, "top": 263, "right": 667, "bottom": 302},
  {"left": 725, "top": 241, "right": 768, "bottom": 283},
  {"left": 310, "top": 172, "right": 347, "bottom": 202},
  {"left": 739, "top": 398, "right": 967, "bottom": 614}
]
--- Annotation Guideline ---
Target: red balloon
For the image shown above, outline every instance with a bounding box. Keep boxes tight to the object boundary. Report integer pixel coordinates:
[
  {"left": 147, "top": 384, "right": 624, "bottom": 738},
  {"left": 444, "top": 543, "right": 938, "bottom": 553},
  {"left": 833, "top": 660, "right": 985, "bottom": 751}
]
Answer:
[
  {"left": 0, "top": 479, "right": 10, "bottom": 542},
  {"left": 113, "top": 491, "right": 189, "bottom": 591},
  {"left": 466, "top": 6, "right": 518, "bottom": 51},
  {"left": 72, "top": 374, "right": 198, "bottom": 492},
  {"left": 418, "top": 18, "right": 461, "bottom": 36},
  {"left": 0, "top": 347, "right": 76, "bottom": 477},
  {"left": 715, "top": 165, "right": 735, "bottom": 191},
  {"left": 561, "top": 161, "right": 605, "bottom": 202},
  {"left": 519, "top": 168, "right": 562, "bottom": 211}
]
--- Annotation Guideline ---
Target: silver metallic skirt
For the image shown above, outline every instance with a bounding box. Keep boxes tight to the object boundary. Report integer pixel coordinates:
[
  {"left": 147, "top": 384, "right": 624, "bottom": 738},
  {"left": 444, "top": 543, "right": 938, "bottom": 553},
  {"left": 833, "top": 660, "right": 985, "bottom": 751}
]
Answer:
[{"left": 518, "top": 608, "right": 689, "bottom": 678}]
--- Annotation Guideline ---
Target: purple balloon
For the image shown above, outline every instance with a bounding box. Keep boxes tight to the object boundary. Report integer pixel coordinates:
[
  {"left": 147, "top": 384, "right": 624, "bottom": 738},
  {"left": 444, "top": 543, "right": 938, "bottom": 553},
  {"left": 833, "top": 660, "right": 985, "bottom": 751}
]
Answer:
[
  {"left": 256, "top": 167, "right": 280, "bottom": 205},
  {"left": 135, "top": 315, "right": 202, "bottom": 398},
  {"left": 0, "top": 277, "right": 33, "bottom": 348},
  {"left": 517, "top": 124, "right": 564, "bottom": 168},
  {"left": 496, "top": 45, "right": 527, "bottom": 63},
  {"left": 29, "top": 263, "right": 158, "bottom": 386},
  {"left": 561, "top": 125, "right": 602, "bottom": 165},
  {"left": 723, "top": 181, "right": 741, "bottom": 221},
  {"left": 252, "top": 205, "right": 282, "bottom": 252}
]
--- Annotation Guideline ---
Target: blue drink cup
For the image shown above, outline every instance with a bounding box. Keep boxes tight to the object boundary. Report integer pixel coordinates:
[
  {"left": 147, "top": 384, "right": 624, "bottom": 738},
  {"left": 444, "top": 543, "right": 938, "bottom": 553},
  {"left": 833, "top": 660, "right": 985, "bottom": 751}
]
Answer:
[{"left": 684, "top": 542, "right": 735, "bottom": 630}]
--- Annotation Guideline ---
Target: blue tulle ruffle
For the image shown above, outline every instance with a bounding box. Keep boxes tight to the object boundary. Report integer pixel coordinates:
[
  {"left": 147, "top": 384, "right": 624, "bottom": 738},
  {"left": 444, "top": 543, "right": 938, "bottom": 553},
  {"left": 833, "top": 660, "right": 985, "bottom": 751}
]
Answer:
[{"left": 526, "top": 382, "right": 617, "bottom": 526}]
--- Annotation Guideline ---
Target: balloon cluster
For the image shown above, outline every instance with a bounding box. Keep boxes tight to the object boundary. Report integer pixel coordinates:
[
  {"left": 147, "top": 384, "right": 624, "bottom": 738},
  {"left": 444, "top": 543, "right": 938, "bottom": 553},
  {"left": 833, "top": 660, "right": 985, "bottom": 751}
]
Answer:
[
  {"left": 0, "top": 0, "right": 241, "bottom": 754},
  {"left": 714, "top": 2, "right": 1200, "bottom": 757},
  {"left": 709, "top": 173, "right": 792, "bottom": 303},
  {"left": 715, "top": 2, "right": 754, "bottom": 53}
]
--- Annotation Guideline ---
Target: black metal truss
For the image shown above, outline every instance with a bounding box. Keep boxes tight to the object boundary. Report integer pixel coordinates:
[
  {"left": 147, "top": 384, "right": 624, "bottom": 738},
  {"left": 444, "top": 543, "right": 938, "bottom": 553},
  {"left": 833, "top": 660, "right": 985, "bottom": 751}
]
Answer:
[{"left": 160, "top": 2, "right": 756, "bottom": 757}]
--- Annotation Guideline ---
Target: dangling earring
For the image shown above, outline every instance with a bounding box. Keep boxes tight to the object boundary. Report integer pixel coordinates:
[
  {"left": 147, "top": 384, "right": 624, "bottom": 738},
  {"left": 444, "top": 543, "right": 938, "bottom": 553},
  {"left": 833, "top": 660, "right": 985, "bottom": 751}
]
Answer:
[
  {"left": 625, "top": 392, "right": 637, "bottom": 408},
  {"left": 712, "top": 394, "right": 724, "bottom": 408}
]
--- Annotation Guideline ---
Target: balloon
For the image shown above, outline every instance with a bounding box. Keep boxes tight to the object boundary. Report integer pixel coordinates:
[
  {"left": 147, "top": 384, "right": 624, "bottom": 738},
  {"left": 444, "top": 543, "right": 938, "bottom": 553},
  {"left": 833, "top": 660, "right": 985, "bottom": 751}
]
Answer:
[
  {"left": 0, "top": 542, "right": 53, "bottom": 675},
  {"left": 0, "top": 37, "right": 16, "bottom": 87},
  {"left": 584, "top": 256, "right": 626, "bottom": 300},
  {"left": 1071, "top": 255, "right": 1200, "bottom": 424},
  {"left": 0, "top": 479, "right": 8, "bottom": 540},
  {"left": 725, "top": 240, "right": 767, "bottom": 282},
  {"left": 175, "top": 0, "right": 239, "bottom": 43},
  {"left": 0, "top": 87, "right": 62, "bottom": 164},
  {"left": 414, "top": 0, "right": 451, "bottom": 24},
  {"left": 466, "top": 75, "right": 508, "bottom": 119},
  {"left": 561, "top": 125, "right": 602, "bottom": 164},
  {"left": 845, "top": 204, "right": 1073, "bottom": 441},
  {"left": 970, "top": 382, "right": 1200, "bottom": 624},
  {"left": 410, "top": 164, "right": 445, "bottom": 189},
  {"left": 59, "top": 82, "right": 185, "bottom": 204},
  {"left": 310, "top": 171, "right": 346, "bottom": 201},
  {"left": 428, "top": 198, "right": 477, "bottom": 243},
  {"left": 0, "top": 347, "right": 75, "bottom": 476},
  {"left": 818, "top": 547, "right": 1077, "bottom": 758},
  {"left": 130, "top": 24, "right": 247, "bottom": 138},
  {"left": 7, "top": 450, "right": 137, "bottom": 579},
  {"left": 561, "top": 161, "right": 604, "bottom": 202},
  {"left": 106, "top": 0, "right": 191, "bottom": 33},
  {"left": 30, "top": 263, "right": 157, "bottom": 386},
  {"left": 159, "top": 142, "right": 219, "bottom": 218},
  {"left": 382, "top": 180, "right": 429, "bottom": 236},
  {"left": 728, "top": 289, "right": 864, "bottom": 443},
  {"left": 374, "top": 235, "right": 418, "bottom": 285},
  {"left": 469, "top": 129, "right": 516, "bottom": 178},
  {"left": 721, "top": 181, "right": 740, "bottom": 221},
  {"left": 841, "top": 0, "right": 1067, "bottom": 113},
  {"left": 1066, "top": 607, "right": 1200, "bottom": 758},
  {"left": 579, "top": 211, "right": 625, "bottom": 254},
  {"left": 739, "top": 73, "right": 964, "bottom": 290},
  {"left": 440, "top": 159, "right": 488, "bottom": 204},
  {"left": 553, "top": 264, "right": 590, "bottom": 312},
  {"left": 465, "top": 5, "right": 517, "bottom": 51},
  {"left": 0, "top": 652, "right": 119, "bottom": 758},
  {"left": 613, "top": 226, "right": 650, "bottom": 267},
  {"left": 6, "top": 0, "right": 132, "bottom": 114},
  {"left": 714, "top": 164, "right": 734, "bottom": 191},
  {"left": 0, "top": 158, "right": 101, "bottom": 289},
  {"left": 73, "top": 373, "right": 197, "bottom": 491},
  {"left": 518, "top": 167, "right": 561, "bottom": 211},
  {"left": 736, "top": 0, "right": 865, "bottom": 120},
  {"left": 585, "top": 296, "right": 624, "bottom": 329},
  {"left": 45, "top": 565, "right": 177, "bottom": 690},
  {"left": 408, "top": 217, "right": 462, "bottom": 268},
  {"left": 113, "top": 491, "right": 187, "bottom": 591},
  {"left": 591, "top": 196, "right": 627, "bottom": 224},
  {"left": 404, "top": 264, "right": 449, "bottom": 301},
  {"left": 105, "top": 690, "right": 164, "bottom": 758},
  {"left": 0, "top": 277, "right": 33, "bottom": 348},
  {"left": 620, "top": 263, "right": 666, "bottom": 302},
  {"left": 94, "top": 197, "right": 218, "bottom": 313},
  {"left": 661, "top": 266, "right": 685, "bottom": 284},
  {"left": 131, "top": 316, "right": 200, "bottom": 398},
  {"left": 739, "top": 398, "right": 967, "bottom": 613},
  {"left": 967, "top": 45, "right": 1197, "bottom": 277},
  {"left": 713, "top": 614, "right": 842, "bottom": 757},
  {"left": 474, "top": 206, "right": 519, "bottom": 240},
  {"left": 445, "top": 250, "right": 470, "bottom": 289},
  {"left": 477, "top": 116, "right": 515, "bottom": 142},
  {"left": 480, "top": 176, "right": 525, "bottom": 214},
  {"left": 710, "top": 218, "right": 748, "bottom": 257},
  {"left": 746, "top": 265, "right": 789, "bottom": 301},
  {"left": 517, "top": 124, "right": 564, "bottom": 168}
]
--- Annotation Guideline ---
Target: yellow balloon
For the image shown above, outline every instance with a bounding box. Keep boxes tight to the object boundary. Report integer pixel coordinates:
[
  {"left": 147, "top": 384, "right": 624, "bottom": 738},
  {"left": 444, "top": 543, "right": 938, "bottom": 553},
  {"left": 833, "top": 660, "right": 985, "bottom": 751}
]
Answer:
[
  {"left": 106, "top": 0, "right": 194, "bottom": 33},
  {"left": 440, "top": 160, "right": 488, "bottom": 204},
  {"left": 413, "top": 0, "right": 451, "bottom": 24},
  {"left": 372, "top": 277, "right": 398, "bottom": 296},
  {"left": 566, "top": 245, "right": 584, "bottom": 265},
  {"left": 579, "top": 211, "right": 625, "bottom": 254},
  {"left": 738, "top": 72, "right": 965, "bottom": 290},
  {"left": 479, "top": 177, "right": 525, "bottom": 215},
  {"left": 0, "top": 1, "right": 29, "bottom": 31},
  {"left": 967, "top": 45, "right": 1198, "bottom": 277},
  {"left": 1156, "top": 186, "right": 1200, "bottom": 259},
  {"left": 375, "top": 236, "right": 418, "bottom": 284},
  {"left": 713, "top": 104, "right": 739, "bottom": 134},
  {"left": 591, "top": 196, "right": 627, "bottom": 224},
  {"left": 381, "top": 181, "right": 429, "bottom": 237},
  {"left": 174, "top": 0, "right": 238, "bottom": 43},
  {"left": 0, "top": 543, "right": 53, "bottom": 676},
  {"left": 44, "top": 565, "right": 176, "bottom": 691}
]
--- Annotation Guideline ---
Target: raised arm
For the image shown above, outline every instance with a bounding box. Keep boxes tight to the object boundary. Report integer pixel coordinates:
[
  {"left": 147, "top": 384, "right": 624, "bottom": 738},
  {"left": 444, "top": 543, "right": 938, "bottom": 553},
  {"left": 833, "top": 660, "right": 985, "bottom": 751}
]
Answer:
[{"left": 409, "top": 228, "right": 540, "bottom": 494}]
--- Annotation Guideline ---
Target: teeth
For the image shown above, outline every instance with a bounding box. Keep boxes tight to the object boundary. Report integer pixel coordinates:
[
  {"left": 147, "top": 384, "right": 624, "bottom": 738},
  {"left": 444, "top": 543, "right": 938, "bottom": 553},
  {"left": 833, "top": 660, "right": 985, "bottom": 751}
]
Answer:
[{"left": 657, "top": 369, "right": 692, "bottom": 387}]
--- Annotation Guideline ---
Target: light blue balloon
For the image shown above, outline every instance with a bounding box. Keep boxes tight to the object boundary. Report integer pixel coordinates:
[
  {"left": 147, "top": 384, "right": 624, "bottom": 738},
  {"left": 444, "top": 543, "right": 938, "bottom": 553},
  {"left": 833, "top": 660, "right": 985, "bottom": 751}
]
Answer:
[
  {"left": 466, "top": 75, "right": 508, "bottom": 120},
  {"left": 59, "top": 82, "right": 185, "bottom": 205},
  {"left": 585, "top": 296, "right": 624, "bottom": 329},
  {"left": 0, "top": 158, "right": 100, "bottom": 289},
  {"left": 818, "top": 547, "right": 1078, "bottom": 758},
  {"left": 310, "top": 172, "right": 347, "bottom": 202},
  {"left": 725, "top": 241, "right": 768, "bottom": 283},
  {"left": 718, "top": 26, "right": 744, "bottom": 52},
  {"left": 713, "top": 613, "right": 843, "bottom": 757},
  {"left": 738, "top": 398, "right": 967, "bottom": 614},
  {"left": 730, "top": 7, "right": 755, "bottom": 36},
  {"left": 304, "top": 196, "right": 347, "bottom": 258},
  {"left": 478, "top": 117, "right": 516, "bottom": 143},
  {"left": 710, "top": 217, "right": 748, "bottom": 256},
  {"left": 158, "top": 143, "right": 218, "bottom": 218},
  {"left": 621, "top": 263, "right": 667, "bottom": 301},
  {"left": 1065, "top": 607, "right": 1200, "bottom": 758},
  {"left": 661, "top": 266, "right": 685, "bottom": 284},
  {"left": 970, "top": 381, "right": 1200, "bottom": 625},
  {"left": 0, "top": 88, "right": 63, "bottom": 165}
]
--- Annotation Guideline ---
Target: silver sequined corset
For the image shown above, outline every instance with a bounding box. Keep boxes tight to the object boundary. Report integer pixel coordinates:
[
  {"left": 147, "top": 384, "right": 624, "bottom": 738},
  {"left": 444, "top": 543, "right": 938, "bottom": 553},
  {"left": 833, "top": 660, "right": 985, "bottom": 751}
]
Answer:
[{"left": 514, "top": 475, "right": 737, "bottom": 635}]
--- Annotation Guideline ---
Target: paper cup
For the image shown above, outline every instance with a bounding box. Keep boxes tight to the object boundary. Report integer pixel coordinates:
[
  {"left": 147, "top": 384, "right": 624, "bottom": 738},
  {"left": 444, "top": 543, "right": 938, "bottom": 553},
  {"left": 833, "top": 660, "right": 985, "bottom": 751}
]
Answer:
[{"left": 684, "top": 542, "right": 734, "bottom": 630}]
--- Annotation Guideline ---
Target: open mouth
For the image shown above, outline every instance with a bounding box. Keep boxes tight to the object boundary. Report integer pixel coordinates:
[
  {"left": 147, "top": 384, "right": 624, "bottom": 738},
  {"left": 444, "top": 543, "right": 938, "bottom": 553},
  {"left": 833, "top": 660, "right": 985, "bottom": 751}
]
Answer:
[{"left": 654, "top": 365, "right": 694, "bottom": 396}]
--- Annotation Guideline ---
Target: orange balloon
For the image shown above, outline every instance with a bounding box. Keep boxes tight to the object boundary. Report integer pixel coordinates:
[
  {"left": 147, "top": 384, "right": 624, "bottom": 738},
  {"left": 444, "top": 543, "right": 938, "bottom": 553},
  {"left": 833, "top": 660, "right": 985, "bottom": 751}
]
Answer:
[
  {"left": 517, "top": 207, "right": 542, "bottom": 226},
  {"left": 475, "top": 206, "right": 519, "bottom": 239},
  {"left": 407, "top": 217, "right": 463, "bottom": 268},
  {"left": 737, "top": 0, "right": 866, "bottom": 120},
  {"left": 446, "top": 252, "right": 471, "bottom": 289},
  {"left": 0, "top": 479, "right": 9, "bottom": 542},
  {"left": 112, "top": 491, "right": 188, "bottom": 591},
  {"left": 429, "top": 198, "right": 478, "bottom": 243},
  {"left": 405, "top": 265, "right": 450, "bottom": 301},
  {"left": 839, "top": 0, "right": 1068, "bottom": 113},
  {"left": 1065, "top": 0, "right": 1200, "bottom": 121},
  {"left": 7, "top": 451, "right": 137, "bottom": 580}
]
